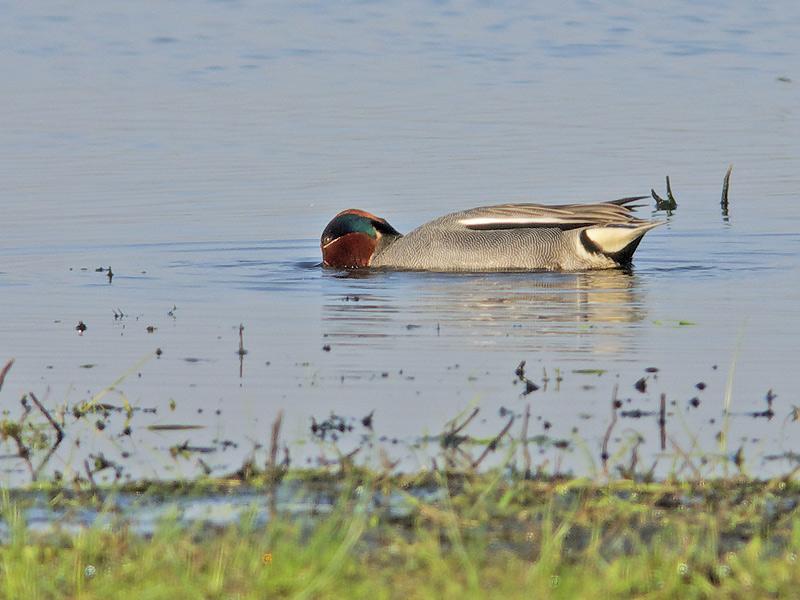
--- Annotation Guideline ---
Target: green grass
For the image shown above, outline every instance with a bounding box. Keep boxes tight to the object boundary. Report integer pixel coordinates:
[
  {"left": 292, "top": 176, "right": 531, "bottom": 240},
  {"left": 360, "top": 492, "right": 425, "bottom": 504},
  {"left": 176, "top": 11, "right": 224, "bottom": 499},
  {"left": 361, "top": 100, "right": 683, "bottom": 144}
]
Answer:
[{"left": 2, "top": 473, "right": 800, "bottom": 599}]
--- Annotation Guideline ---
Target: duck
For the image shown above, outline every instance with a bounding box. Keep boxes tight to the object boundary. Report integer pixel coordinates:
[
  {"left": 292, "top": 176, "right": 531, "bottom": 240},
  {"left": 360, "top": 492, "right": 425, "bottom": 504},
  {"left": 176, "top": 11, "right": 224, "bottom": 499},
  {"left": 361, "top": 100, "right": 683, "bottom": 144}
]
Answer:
[{"left": 320, "top": 196, "right": 663, "bottom": 272}]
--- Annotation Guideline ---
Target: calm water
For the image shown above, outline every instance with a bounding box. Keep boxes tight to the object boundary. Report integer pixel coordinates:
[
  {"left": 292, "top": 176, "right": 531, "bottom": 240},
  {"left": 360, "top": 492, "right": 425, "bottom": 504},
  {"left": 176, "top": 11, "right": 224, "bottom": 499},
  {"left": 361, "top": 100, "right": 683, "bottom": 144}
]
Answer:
[{"left": 1, "top": 1, "right": 799, "bottom": 484}]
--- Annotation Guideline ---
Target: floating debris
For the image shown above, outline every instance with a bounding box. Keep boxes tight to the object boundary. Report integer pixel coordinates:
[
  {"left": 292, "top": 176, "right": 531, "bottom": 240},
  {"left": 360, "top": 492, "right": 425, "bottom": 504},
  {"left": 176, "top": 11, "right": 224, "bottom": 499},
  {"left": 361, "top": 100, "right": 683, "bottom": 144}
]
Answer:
[
  {"left": 721, "top": 165, "right": 732, "bottom": 217},
  {"left": 666, "top": 176, "right": 677, "bottom": 206},
  {"left": 238, "top": 324, "right": 247, "bottom": 357},
  {"left": 170, "top": 441, "right": 217, "bottom": 458},
  {"left": 652, "top": 319, "right": 696, "bottom": 327},
  {"left": 523, "top": 379, "right": 539, "bottom": 395},
  {"left": 238, "top": 324, "right": 247, "bottom": 378},
  {"left": 620, "top": 409, "right": 656, "bottom": 418},
  {"left": 310, "top": 413, "right": 353, "bottom": 441},
  {"left": 514, "top": 361, "right": 539, "bottom": 395},
  {"left": 471, "top": 415, "right": 514, "bottom": 468},
  {"left": 0, "top": 355, "right": 793, "bottom": 488},
  {"left": 733, "top": 446, "right": 745, "bottom": 470},
  {"left": 441, "top": 407, "right": 478, "bottom": 450},
  {"left": 515, "top": 361, "right": 527, "bottom": 380},
  {"left": 361, "top": 410, "right": 374, "bottom": 429},
  {"left": 88, "top": 452, "right": 123, "bottom": 480},
  {"left": 765, "top": 451, "right": 800, "bottom": 462},
  {"left": 652, "top": 176, "right": 678, "bottom": 211},
  {"left": 75, "top": 321, "right": 87, "bottom": 335},
  {"left": 0, "top": 389, "right": 65, "bottom": 481},
  {"left": 750, "top": 389, "right": 776, "bottom": 419},
  {"left": 0, "top": 359, "right": 13, "bottom": 392},
  {"left": 601, "top": 386, "right": 619, "bottom": 468}
]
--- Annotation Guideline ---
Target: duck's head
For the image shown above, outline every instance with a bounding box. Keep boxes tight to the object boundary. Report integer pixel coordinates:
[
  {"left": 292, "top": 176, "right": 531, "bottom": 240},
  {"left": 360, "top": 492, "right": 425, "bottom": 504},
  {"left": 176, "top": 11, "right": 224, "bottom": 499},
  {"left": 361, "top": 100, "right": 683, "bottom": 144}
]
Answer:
[{"left": 321, "top": 209, "right": 401, "bottom": 268}]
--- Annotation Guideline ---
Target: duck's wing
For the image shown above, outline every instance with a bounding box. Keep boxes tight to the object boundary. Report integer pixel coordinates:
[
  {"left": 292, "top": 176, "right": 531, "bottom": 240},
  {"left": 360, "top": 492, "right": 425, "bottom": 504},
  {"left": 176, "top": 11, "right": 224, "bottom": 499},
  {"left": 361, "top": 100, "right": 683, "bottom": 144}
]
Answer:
[{"left": 457, "top": 196, "right": 651, "bottom": 231}]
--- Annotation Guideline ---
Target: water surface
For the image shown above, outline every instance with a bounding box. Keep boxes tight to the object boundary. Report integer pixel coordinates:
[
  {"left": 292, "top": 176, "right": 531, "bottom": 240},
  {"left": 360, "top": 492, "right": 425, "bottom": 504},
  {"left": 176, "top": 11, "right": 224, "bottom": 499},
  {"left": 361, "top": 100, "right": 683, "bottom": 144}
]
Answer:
[{"left": 1, "top": 0, "right": 799, "bottom": 483}]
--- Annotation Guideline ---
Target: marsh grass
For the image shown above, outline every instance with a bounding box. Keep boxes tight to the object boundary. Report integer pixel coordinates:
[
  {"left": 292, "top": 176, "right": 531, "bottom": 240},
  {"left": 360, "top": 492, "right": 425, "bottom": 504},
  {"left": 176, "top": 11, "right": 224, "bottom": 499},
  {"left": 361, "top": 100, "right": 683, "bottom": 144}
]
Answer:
[{"left": 2, "top": 473, "right": 800, "bottom": 599}]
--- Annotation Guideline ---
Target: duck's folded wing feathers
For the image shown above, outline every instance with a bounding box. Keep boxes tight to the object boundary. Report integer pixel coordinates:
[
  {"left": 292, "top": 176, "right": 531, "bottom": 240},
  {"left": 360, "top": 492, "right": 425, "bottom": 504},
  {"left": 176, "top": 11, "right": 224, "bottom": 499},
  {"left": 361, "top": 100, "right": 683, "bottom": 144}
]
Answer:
[
  {"left": 458, "top": 199, "right": 651, "bottom": 231},
  {"left": 606, "top": 195, "right": 649, "bottom": 207}
]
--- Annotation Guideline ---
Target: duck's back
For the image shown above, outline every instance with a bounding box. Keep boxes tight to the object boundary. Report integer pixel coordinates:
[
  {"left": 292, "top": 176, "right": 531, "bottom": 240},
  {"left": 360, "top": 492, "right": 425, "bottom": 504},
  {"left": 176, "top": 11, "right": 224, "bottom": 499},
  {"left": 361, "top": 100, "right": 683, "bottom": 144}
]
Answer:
[{"left": 370, "top": 200, "right": 660, "bottom": 272}]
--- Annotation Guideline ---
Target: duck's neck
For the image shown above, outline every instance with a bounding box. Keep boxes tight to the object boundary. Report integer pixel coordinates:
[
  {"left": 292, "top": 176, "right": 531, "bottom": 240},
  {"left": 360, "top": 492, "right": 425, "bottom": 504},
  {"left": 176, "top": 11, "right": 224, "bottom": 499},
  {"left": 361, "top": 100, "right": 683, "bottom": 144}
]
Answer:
[{"left": 374, "top": 230, "right": 402, "bottom": 256}]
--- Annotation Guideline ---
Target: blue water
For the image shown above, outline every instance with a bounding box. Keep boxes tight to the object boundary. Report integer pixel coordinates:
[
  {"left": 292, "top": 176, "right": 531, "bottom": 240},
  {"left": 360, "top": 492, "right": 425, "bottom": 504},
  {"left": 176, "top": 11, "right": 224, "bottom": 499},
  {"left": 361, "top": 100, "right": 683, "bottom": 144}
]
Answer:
[{"left": 1, "top": 0, "right": 799, "bottom": 485}]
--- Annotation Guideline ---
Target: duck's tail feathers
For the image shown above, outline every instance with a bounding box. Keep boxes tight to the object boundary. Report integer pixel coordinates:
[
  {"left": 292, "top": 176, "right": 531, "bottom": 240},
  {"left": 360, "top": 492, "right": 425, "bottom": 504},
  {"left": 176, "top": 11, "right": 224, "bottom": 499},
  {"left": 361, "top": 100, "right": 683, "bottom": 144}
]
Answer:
[
  {"left": 607, "top": 195, "right": 650, "bottom": 210},
  {"left": 582, "top": 221, "right": 664, "bottom": 264}
]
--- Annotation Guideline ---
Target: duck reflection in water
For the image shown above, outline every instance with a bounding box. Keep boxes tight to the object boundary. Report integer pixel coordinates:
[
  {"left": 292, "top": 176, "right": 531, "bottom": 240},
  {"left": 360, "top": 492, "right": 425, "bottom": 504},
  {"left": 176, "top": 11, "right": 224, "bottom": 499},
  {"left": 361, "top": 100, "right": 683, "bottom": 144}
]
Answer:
[{"left": 321, "top": 268, "right": 646, "bottom": 355}]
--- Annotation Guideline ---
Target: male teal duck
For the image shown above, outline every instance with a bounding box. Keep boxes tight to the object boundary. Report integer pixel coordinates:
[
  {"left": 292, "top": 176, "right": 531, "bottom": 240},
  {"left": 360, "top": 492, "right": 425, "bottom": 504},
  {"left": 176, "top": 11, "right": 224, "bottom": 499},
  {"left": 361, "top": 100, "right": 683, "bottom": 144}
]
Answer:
[{"left": 321, "top": 197, "right": 662, "bottom": 272}]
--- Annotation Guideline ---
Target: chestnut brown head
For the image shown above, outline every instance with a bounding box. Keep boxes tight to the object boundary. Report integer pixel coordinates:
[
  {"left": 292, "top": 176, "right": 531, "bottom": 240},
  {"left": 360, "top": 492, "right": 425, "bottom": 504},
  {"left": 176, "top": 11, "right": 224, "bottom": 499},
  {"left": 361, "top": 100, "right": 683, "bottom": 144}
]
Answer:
[{"left": 321, "top": 209, "right": 401, "bottom": 268}]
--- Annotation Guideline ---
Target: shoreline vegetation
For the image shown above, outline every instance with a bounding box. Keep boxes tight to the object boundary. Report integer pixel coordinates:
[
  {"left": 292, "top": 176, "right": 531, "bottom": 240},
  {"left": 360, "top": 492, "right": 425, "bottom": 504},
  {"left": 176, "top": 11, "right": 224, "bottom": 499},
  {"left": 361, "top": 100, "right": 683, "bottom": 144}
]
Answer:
[
  {"left": 3, "top": 471, "right": 800, "bottom": 598},
  {"left": 3, "top": 356, "right": 799, "bottom": 597}
]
